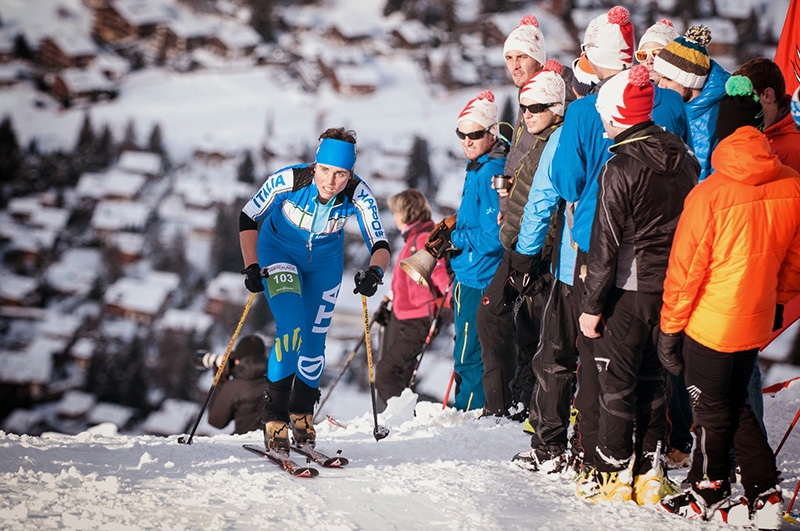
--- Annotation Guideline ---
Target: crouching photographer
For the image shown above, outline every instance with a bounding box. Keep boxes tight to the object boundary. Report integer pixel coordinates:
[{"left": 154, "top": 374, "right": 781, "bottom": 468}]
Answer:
[{"left": 202, "top": 335, "right": 268, "bottom": 434}]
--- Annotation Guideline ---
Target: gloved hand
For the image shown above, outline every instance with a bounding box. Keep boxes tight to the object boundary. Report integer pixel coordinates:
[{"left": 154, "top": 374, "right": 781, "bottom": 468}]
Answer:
[
  {"left": 353, "top": 265, "right": 383, "bottom": 297},
  {"left": 425, "top": 214, "right": 457, "bottom": 259},
  {"left": 241, "top": 263, "right": 265, "bottom": 293},
  {"left": 507, "top": 249, "right": 544, "bottom": 297},
  {"left": 774, "top": 304, "right": 785, "bottom": 332},
  {"left": 657, "top": 330, "right": 684, "bottom": 376}
]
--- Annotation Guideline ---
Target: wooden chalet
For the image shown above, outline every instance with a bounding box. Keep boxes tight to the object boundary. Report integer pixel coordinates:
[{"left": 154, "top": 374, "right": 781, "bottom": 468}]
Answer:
[
  {"left": 93, "top": 0, "right": 170, "bottom": 43},
  {"left": 39, "top": 34, "right": 97, "bottom": 69}
]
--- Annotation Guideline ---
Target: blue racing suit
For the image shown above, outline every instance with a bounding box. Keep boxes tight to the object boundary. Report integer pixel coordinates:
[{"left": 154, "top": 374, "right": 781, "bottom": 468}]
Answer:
[{"left": 241, "top": 163, "right": 389, "bottom": 389}]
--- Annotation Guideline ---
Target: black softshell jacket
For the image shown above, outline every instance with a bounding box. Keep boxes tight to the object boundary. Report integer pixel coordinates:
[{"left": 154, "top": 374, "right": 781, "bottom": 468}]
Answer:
[{"left": 582, "top": 121, "right": 700, "bottom": 315}]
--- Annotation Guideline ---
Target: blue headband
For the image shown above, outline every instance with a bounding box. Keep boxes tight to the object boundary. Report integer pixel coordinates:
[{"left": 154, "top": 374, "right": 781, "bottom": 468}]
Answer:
[{"left": 315, "top": 138, "right": 357, "bottom": 171}]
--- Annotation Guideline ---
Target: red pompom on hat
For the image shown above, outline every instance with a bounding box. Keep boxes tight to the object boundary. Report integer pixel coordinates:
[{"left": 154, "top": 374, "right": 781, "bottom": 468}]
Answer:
[
  {"left": 503, "top": 14, "right": 546, "bottom": 66},
  {"left": 583, "top": 5, "right": 635, "bottom": 70},
  {"left": 458, "top": 90, "right": 499, "bottom": 132},
  {"left": 595, "top": 64, "right": 655, "bottom": 128},
  {"left": 519, "top": 61, "right": 567, "bottom": 116}
]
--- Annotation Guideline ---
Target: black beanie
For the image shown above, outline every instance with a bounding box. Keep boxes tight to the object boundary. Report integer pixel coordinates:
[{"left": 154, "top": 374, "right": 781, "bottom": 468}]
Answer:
[
  {"left": 231, "top": 335, "right": 266, "bottom": 361},
  {"left": 716, "top": 75, "right": 764, "bottom": 141}
]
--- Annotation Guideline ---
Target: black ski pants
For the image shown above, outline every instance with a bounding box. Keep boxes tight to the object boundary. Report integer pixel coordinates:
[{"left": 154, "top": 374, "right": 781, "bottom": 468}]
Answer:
[
  {"left": 528, "top": 278, "right": 578, "bottom": 452},
  {"left": 683, "top": 335, "right": 778, "bottom": 501},
  {"left": 477, "top": 251, "right": 544, "bottom": 415},
  {"left": 375, "top": 312, "right": 432, "bottom": 411},
  {"left": 587, "top": 287, "right": 667, "bottom": 472}
]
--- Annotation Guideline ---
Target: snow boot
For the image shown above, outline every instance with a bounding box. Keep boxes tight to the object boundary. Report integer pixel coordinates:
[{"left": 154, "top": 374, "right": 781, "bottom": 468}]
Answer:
[
  {"left": 752, "top": 486, "right": 784, "bottom": 530},
  {"left": 658, "top": 480, "right": 730, "bottom": 521},
  {"left": 512, "top": 445, "right": 567, "bottom": 474},
  {"left": 264, "top": 420, "right": 290, "bottom": 457},
  {"left": 633, "top": 446, "right": 671, "bottom": 505},
  {"left": 289, "top": 413, "right": 316, "bottom": 448}
]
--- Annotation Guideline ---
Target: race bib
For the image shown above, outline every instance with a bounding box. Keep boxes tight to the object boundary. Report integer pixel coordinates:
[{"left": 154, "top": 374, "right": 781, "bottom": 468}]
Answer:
[{"left": 266, "top": 263, "right": 301, "bottom": 297}]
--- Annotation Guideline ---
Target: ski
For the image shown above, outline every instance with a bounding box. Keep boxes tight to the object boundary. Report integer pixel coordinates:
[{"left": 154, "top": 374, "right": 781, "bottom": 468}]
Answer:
[
  {"left": 242, "top": 444, "right": 319, "bottom": 477},
  {"left": 292, "top": 442, "right": 349, "bottom": 468}
]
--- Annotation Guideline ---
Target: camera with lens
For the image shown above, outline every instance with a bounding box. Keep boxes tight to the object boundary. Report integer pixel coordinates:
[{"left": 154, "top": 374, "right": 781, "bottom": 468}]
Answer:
[{"left": 195, "top": 350, "right": 225, "bottom": 370}]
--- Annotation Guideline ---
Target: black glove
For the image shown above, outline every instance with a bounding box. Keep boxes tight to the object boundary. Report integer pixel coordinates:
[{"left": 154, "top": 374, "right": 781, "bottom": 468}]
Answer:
[
  {"left": 241, "top": 263, "right": 265, "bottom": 293},
  {"left": 774, "top": 304, "right": 785, "bottom": 332},
  {"left": 374, "top": 299, "right": 392, "bottom": 327},
  {"left": 353, "top": 265, "right": 383, "bottom": 296},
  {"left": 507, "top": 249, "right": 544, "bottom": 297},
  {"left": 657, "top": 330, "right": 684, "bottom": 376}
]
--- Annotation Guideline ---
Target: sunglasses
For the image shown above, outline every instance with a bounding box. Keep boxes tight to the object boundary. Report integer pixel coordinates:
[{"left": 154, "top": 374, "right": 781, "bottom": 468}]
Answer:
[
  {"left": 635, "top": 47, "right": 663, "bottom": 62},
  {"left": 455, "top": 128, "right": 490, "bottom": 140},
  {"left": 520, "top": 102, "right": 556, "bottom": 114}
]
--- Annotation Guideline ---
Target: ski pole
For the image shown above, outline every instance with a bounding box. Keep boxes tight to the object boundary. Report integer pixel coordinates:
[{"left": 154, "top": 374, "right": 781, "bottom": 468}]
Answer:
[
  {"left": 784, "top": 477, "right": 800, "bottom": 523},
  {"left": 179, "top": 292, "right": 256, "bottom": 445},
  {"left": 313, "top": 295, "right": 389, "bottom": 423},
  {"left": 775, "top": 404, "right": 800, "bottom": 457},
  {"left": 408, "top": 284, "right": 451, "bottom": 390},
  {"left": 362, "top": 295, "right": 390, "bottom": 441},
  {"left": 442, "top": 369, "right": 456, "bottom": 410}
]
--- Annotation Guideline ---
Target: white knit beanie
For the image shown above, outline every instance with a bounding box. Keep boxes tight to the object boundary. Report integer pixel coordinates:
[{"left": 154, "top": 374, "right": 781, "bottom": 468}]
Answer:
[
  {"left": 638, "top": 18, "right": 679, "bottom": 50},
  {"left": 583, "top": 6, "right": 635, "bottom": 71},
  {"left": 519, "top": 60, "right": 566, "bottom": 116},
  {"left": 503, "top": 15, "right": 547, "bottom": 66},
  {"left": 457, "top": 90, "right": 499, "bottom": 133}
]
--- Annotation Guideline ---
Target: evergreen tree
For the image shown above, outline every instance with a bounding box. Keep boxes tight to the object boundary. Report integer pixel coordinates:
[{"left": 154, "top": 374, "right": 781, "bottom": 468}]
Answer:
[
  {"left": 249, "top": 0, "right": 274, "bottom": 42},
  {"left": 0, "top": 116, "right": 21, "bottom": 183},
  {"left": 211, "top": 202, "right": 245, "bottom": 274},
  {"left": 76, "top": 112, "right": 95, "bottom": 152},
  {"left": 383, "top": 0, "right": 405, "bottom": 16},
  {"left": 118, "top": 119, "right": 138, "bottom": 154},
  {"left": 95, "top": 124, "right": 115, "bottom": 168},
  {"left": 237, "top": 150, "right": 255, "bottom": 184},
  {"left": 404, "top": 135, "right": 431, "bottom": 193},
  {"left": 147, "top": 123, "right": 165, "bottom": 155}
]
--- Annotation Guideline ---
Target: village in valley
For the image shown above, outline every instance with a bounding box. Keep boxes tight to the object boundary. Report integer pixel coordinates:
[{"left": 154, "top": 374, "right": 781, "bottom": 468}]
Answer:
[{"left": 0, "top": 0, "right": 794, "bottom": 439}]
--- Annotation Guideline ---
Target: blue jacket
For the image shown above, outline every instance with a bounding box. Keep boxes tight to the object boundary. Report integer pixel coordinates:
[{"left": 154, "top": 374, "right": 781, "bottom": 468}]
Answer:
[
  {"left": 551, "top": 81, "right": 690, "bottom": 253},
  {"left": 686, "top": 60, "right": 730, "bottom": 181},
  {"left": 450, "top": 142, "right": 507, "bottom": 289},
  {"left": 242, "top": 163, "right": 390, "bottom": 262}
]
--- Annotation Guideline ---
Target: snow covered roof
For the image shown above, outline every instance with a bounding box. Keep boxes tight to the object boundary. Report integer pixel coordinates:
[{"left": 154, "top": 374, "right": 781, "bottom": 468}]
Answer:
[
  {"left": 107, "top": 231, "right": 145, "bottom": 257},
  {"left": 57, "top": 68, "right": 116, "bottom": 93},
  {"left": 8, "top": 227, "right": 58, "bottom": 254},
  {"left": 0, "top": 337, "right": 62, "bottom": 384},
  {"left": 28, "top": 206, "right": 69, "bottom": 231},
  {"left": 70, "top": 337, "right": 95, "bottom": 361},
  {"left": 159, "top": 308, "right": 214, "bottom": 334},
  {"left": 40, "top": 311, "right": 83, "bottom": 340},
  {"left": 335, "top": 65, "right": 380, "bottom": 88},
  {"left": 92, "top": 168, "right": 147, "bottom": 199},
  {"left": 205, "top": 271, "right": 250, "bottom": 305},
  {"left": 90, "top": 199, "right": 151, "bottom": 232},
  {"left": 117, "top": 150, "right": 163, "bottom": 176},
  {"left": 86, "top": 403, "right": 136, "bottom": 428},
  {"left": 1, "top": 408, "right": 44, "bottom": 434},
  {"left": 103, "top": 272, "right": 180, "bottom": 316},
  {"left": 45, "top": 247, "right": 102, "bottom": 296},
  {"left": 56, "top": 390, "right": 97, "bottom": 418},
  {"left": 0, "top": 273, "right": 38, "bottom": 303},
  {"left": 111, "top": 0, "right": 172, "bottom": 27},
  {"left": 42, "top": 30, "right": 97, "bottom": 57},
  {"left": 213, "top": 22, "right": 262, "bottom": 50},
  {"left": 140, "top": 398, "right": 200, "bottom": 435}
]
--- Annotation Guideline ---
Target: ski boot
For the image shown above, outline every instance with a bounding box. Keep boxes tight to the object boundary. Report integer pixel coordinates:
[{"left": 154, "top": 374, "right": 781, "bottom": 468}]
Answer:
[
  {"left": 289, "top": 413, "right": 316, "bottom": 448},
  {"left": 658, "top": 479, "right": 731, "bottom": 521},
  {"left": 264, "top": 420, "right": 291, "bottom": 457},
  {"left": 512, "top": 445, "right": 567, "bottom": 474},
  {"left": 633, "top": 444, "right": 672, "bottom": 505}
]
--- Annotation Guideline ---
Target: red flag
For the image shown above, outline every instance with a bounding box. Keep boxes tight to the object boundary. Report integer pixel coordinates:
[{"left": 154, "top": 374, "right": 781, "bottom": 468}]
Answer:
[
  {"left": 774, "top": 0, "right": 800, "bottom": 94},
  {"left": 762, "top": 294, "right": 800, "bottom": 350}
]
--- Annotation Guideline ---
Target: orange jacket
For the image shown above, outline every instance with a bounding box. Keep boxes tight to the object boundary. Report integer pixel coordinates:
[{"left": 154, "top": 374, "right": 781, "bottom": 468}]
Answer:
[
  {"left": 765, "top": 110, "right": 800, "bottom": 173},
  {"left": 661, "top": 126, "right": 800, "bottom": 352}
]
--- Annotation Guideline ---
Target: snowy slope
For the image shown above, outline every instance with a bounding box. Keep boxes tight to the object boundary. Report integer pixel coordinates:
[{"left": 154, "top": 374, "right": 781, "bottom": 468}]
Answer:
[{"left": 3, "top": 383, "right": 800, "bottom": 530}]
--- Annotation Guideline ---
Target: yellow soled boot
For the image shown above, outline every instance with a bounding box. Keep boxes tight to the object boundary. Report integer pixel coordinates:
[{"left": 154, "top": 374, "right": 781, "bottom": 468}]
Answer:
[
  {"left": 264, "top": 420, "right": 290, "bottom": 456},
  {"left": 633, "top": 464, "right": 666, "bottom": 505},
  {"left": 289, "top": 413, "right": 316, "bottom": 448}
]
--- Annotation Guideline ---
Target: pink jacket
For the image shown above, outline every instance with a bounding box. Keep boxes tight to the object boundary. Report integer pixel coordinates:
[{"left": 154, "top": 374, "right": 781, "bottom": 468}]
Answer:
[{"left": 391, "top": 221, "right": 451, "bottom": 320}]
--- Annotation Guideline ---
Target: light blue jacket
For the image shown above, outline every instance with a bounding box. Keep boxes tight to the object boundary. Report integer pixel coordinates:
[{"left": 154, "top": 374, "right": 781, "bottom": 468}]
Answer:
[{"left": 686, "top": 60, "right": 730, "bottom": 181}]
